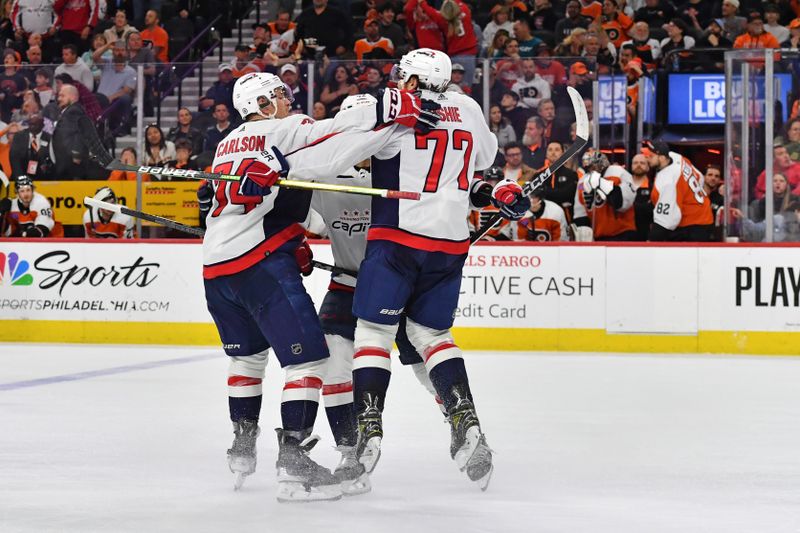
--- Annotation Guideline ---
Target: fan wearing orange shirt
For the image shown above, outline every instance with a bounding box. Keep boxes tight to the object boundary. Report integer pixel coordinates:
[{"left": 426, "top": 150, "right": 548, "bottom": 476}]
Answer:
[
  {"left": 601, "top": 0, "right": 633, "bottom": 48},
  {"left": 580, "top": 0, "right": 602, "bottom": 20},
  {"left": 140, "top": 10, "right": 169, "bottom": 63},
  {"left": 733, "top": 13, "right": 780, "bottom": 49},
  {"left": 354, "top": 17, "right": 395, "bottom": 62}
]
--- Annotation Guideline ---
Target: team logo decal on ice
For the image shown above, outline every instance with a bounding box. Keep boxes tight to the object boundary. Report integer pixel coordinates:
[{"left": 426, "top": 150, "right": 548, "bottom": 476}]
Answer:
[
  {"left": 0, "top": 252, "right": 34, "bottom": 286},
  {"left": 291, "top": 343, "right": 303, "bottom": 355}
]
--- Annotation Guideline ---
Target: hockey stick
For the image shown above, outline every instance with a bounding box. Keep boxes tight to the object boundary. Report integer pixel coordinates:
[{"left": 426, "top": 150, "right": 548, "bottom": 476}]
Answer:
[
  {"left": 83, "top": 197, "right": 358, "bottom": 277},
  {"left": 105, "top": 161, "right": 422, "bottom": 201},
  {"left": 470, "top": 86, "right": 590, "bottom": 244}
]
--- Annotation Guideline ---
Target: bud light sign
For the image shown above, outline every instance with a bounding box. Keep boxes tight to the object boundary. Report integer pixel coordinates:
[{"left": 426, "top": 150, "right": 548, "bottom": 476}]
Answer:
[{"left": 668, "top": 73, "right": 793, "bottom": 125}]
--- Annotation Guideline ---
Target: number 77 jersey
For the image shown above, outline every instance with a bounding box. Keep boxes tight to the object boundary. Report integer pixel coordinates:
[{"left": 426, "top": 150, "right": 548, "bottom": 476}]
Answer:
[{"left": 369, "top": 90, "right": 498, "bottom": 254}]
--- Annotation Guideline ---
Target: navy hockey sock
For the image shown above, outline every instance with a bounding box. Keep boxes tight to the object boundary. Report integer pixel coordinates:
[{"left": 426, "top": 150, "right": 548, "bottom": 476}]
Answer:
[
  {"left": 427, "top": 358, "right": 473, "bottom": 412},
  {"left": 353, "top": 367, "right": 391, "bottom": 412},
  {"left": 325, "top": 403, "right": 357, "bottom": 447},
  {"left": 280, "top": 377, "right": 322, "bottom": 434},
  {"left": 229, "top": 395, "right": 262, "bottom": 422}
]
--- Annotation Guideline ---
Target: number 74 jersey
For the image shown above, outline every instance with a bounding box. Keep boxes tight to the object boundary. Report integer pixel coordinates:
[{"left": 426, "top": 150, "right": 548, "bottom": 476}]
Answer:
[{"left": 651, "top": 151, "right": 712, "bottom": 231}]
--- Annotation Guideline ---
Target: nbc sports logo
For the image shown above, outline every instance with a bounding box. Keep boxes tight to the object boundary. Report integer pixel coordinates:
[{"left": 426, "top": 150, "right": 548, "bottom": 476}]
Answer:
[{"left": 0, "top": 251, "right": 33, "bottom": 286}]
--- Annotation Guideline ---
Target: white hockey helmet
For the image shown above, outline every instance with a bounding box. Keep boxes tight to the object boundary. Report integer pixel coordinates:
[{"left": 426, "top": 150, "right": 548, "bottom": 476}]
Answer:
[
  {"left": 232, "top": 72, "right": 293, "bottom": 120},
  {"left": 392, "top": 48, "right": 452, "bottom": 92}
]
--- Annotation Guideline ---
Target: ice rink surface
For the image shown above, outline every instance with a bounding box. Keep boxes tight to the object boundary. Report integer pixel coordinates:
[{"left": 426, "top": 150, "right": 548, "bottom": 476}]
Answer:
[{"left": 1, "top": 344, "right": 799, "bottom": 533}]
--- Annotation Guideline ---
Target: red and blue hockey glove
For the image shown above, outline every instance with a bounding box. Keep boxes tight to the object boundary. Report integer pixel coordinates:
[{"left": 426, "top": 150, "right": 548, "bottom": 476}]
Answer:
[
  {"left": 377, "top": 88, "right": 423, "bottom": 129},
  {"left": 415, "top": 98, "right": 441, "bottom": 135},
  {"left": 239, "top": 146, "right": 289, "bottom": 197},
  {"left": 491, "top": 179, "right": 531, "bottom": 221},
  {"left": 294, "top": 240, "right": 314, "bottom": 276}
]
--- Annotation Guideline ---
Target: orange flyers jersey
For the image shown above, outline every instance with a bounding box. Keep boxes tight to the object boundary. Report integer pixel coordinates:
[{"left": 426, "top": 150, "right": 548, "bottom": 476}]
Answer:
[
  {"left": 602, "top": 15, "right": 633, "bottom": 49},
  {"left": 580, "top": 1, "right": 602, "bottom": 20},
  {"left": 82, "top": 208, "right": 135, "bottom": 238},
  {"left": 651, "top": 152, "right": 713, "bottom": 230},
  {"left": 4, "top": 192, "right": 55, "bottom": 236},
  {"left": 573, "top": 164, "right": 636, "bottom": 238},
  {"left": 626, "top": 82, "right": 638, "bottom": 124},
  {"left": 515, "top": 199, "right": 568, "bottom": 241},
  {"left": 469, "top": 206, "right": 513, "bottom": 240},
  {"left": 354, "top": 37, "right": 395, "bottom": 61}
]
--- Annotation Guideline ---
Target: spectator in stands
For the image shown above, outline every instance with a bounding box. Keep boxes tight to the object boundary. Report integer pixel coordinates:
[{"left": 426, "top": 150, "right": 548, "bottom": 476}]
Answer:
[
  {"left": 167, "top": 107, "right": 204, "bottom": 156},
  {"left": 776, "top": 118, "right": 800, "bottom": 162},
  {"left": 482, "top": 5, "right": 514, "bottom": 52},
  {"left": 143, "top": 123, "right": 175, "bottom": 166},
  {"left": 583, "top": 32, "right": 616, "bottom": 73},
  {"left": 320, "top": 64, "right": 358, "bottom": 115},
  {"left": 511, "top": 58, "right": 550, "bottom": 110},
  {"left": 678, "top": 0, "right": 714, "bottom": 31},
  {"left": 355, "top": 16, "right": 394, "bottom": 61},
  {"left": 199, "top": 64, "right": 236, "bottom": 115},
  {"left": 311, "top": 100, "right": 326, "bottom": 120},
  {"left": 622, "top": 21, "right": 661, "bottom": 71},
  {"left": 486, "top": 29, "right": 510, "bottom": 58},
  {"left": 510, "top": 18, "right": 542, "bottom": 57},
  {"left": 719, "top": 0, "right": 746, "bottom": 43},
  {"left": 11, "top": 2, "right": 57, "bottom": 60},
  {"left": 141, "top": 9, "right": 168, "bottom": 64},
  {"left": 537, "top": 98, "right": 558, "bottom": 144},
  {"left": 125, "top": 31, "right": 155, "bottom": 75},
  {"left": 734, "top": 13, "right": 780, "bottom": 49},
  {"left": 494, "top": 39, "right": 524, "bottom": 87},
  {"left": 55, "top": 44, "right": 94, "bottom": 91},
  {"left": 404, "top": 0, "right": 446, "bottom": 53},
  {"left": 94, "top": 40, "right": 135, "bottom": 132},
  {"left": 602, "top": 0, "right": 634, "bottom": 49},
  {"left": 630, "top": 152, "right": 652, "bottom": 240},
  {"left": 695, "top": 19, "right": 732, "bottom": 71},
  {"left": 54, "top": 0, "right": 99, "bottom": 54},
  {"left": 51, "top": 84, "right": 94, "bottom": 179},
  {"left": 295, "top": 0, "right": 353, "bottom": 58},
  {"left": 499, "top": 90, "right": 530, "bottom": 138},
  {"left": 703, "top": 163, "right": 724, "bottom": 224},
  {"left": 0, "top": 1, "right": 13, "bottom": 46},
  {"left": 448, "top": 63, "right": 470, "bottom": 94},
  {"left": 489, "top": 103, "right": 516, "bottom": 148},
  {"left": 32, "top": 69, "right": 52, "bottom": 106},
  {"left": 750, "top": 173, "right": 800, "bottom": 222},
  {"left": 763, "top": 4, "right": 789, "bottom": 43},
  {"left": 552, "top": 62, "right": 593, "bottom": 118},
  {"left": 516, "top": 187, "right": 569, "bottom": 241},
  {"left": 267, "top": 10, "right": 295, "bottom": 42},
  {"left": 165, "top": 8, "right": 195, "bottom": 58},
  {"left": 232, "top": 44, "right": 259, "bottom": 77},
  {"left": 617, "top": 42, "right": 637, "bottom": 71},
  {"left": 279, "top": 64, "right": 308, "bottom": 114},
  {"left": 784, "top": 18, "right": 800, "bottom": 47},
  {"left": 540, "top": 140, "right": 579, "bottom": 218},
  {"left": 9, "top": 113, "right": 52, "bottom": 179},
  {"left": 10, "top": 90, "right": 42, "bottom": 126},
  {"left": 0, "top": 50, "right": 27, "bottom": 122},
  {"left": 358, "top": 64, "right": 387, "bottom": 99},
  {"left": 755, "top": 145, "right": 800, "bottom": 199},
  {"left": 22, "top": 45, "right": 43, "bottom": 83},
  {"left": 203, "top": 103, "right": 234, "bottom": 153},
  {"left": 659, "top": 18, "right": 695, "bottom": 67},
  {"left": 103, "top": 9, "right": 136, "bottom": 45},
  {"left": 634, "top": 0, "right": 674, "bottom": 28},
  {"left": 83, "top": 33, "right": 109, "bottom": 86},
  {"left": 522, "top": 116, "right": 547, "bottom": 169},
  {"left": 531, "top": 0, "right": 559, "bottom": 32},
  {"left": 166, "top": 138, "right": 196, "bottom": 170},
  {"left": 376, "top": 4, "right": 406, "bottom": 51},
  {"left": 108, "top": 147, "right": 141, "bottom": 180},
  {"left": 417, "top": 0, "right": 478, "bottom": 84},
  {"left": 534, "top": 45, "right": 567, "bottom": 86},
  {"left": 502, "top": 141, "right": 535, "bottom": 183}
]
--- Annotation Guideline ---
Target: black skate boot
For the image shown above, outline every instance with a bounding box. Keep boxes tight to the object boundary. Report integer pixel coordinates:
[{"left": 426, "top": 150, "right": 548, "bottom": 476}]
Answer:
[
  {"left": 447, "top": 387, "right": 494, "bottom": 491},
  {"left": 355, "top": 392, "right": 383, "bottom": 474},
  {"left": 275, "top": 429, "right": 342, "bottom": 502},
  {"left": 227, "top": 419, "right": 260, "bottom": 491},
  {"left": 334, "top": 445, "right": 371, "bottom": 496}
]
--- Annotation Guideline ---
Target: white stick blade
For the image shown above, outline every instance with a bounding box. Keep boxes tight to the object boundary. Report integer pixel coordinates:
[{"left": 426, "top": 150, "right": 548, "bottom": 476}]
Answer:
[
  {"left": 566, "top": 86, "right": 590, "bottom": 141},
  {"left": 84, "top": 196, "right": 123, "bottom": 214}
]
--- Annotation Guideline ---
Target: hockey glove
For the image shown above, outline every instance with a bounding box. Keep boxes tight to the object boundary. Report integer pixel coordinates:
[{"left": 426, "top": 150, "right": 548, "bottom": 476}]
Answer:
[
  {"left": 415, "top": 98, "right": 441, "bottom": 135},
  {"left": 583, "top": 171, "right": 614, "bottom": 208},
  {"left": 20, "top": 224, "right": 47, "bottom": 238},
  {"left": 0, "top": 197, "right": 10, "bottom": 215},
  {"left": 468, "top": 179, "right": 493, "bottom": 209},
  {"left": 377, "top": 88, "right": 422, "bottom": 129},
  {"left": 491, "top": 179, "right": 531, "bottom": 221},
  {"left": 294, "top": 240, "right": 314, "bottom": 277},
  {"left": 239, "top": 147, "right": 289, "bottom": 197}
]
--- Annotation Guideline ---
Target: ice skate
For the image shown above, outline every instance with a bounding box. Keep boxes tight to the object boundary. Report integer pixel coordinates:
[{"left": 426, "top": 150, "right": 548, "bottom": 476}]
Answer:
[
  {"left": 447, "top": 390, "right": 494, "bottom": 491},
  {"left": 355, "top": 393, "right": 383, "bottom": 474},
  {"left": 227, "top": 419, "right": 260, "bottom": 491},
  {"left": 275, "top": 429, "right": 342, "bottom": 503},
  {"left": 334, "top": 445, "right": 371, "bottom": 496}
]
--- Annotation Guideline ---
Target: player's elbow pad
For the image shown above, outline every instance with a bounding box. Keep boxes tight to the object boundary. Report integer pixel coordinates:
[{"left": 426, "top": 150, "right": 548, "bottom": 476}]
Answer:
[{"left": 469, "top": 180, "right": 493, "bottom": 209}]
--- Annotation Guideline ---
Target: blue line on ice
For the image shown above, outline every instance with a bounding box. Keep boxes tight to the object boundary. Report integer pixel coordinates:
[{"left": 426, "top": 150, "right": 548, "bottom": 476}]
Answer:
[{"left": 0, "top": 353, "right": 218, "bottom": 391}]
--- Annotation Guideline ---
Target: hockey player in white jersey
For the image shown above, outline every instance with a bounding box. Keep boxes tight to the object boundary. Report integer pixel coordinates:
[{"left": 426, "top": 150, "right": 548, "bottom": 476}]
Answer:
[
  {"left": 2, "top": 176, "right": 55, "bottom": 237},
  {"left": 202, "top": 72, "right": 435, "bottom": 501}
]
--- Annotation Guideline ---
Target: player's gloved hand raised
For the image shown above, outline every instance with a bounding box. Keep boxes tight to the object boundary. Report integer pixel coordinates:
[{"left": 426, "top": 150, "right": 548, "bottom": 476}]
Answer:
[
  {"left": 294, "top": 240, "right": 313, "bottom": 277},
  {"left": 239, "top": 146, "right": 289, "bottom": 197},
  {"left": 415, "top": 98, "right": 441, "bottom": 135},
  {"left": 0, "top": 197, "right": 10, "bottom": 214},
  {"left": 491, "top": 179, "right": 530, "bottom": 221},
  {"left": 377, "top": 88, "right": 423, "bottom": 129},
  {"left": 582, "top": 171, "right": 613, "bottom": 207}
]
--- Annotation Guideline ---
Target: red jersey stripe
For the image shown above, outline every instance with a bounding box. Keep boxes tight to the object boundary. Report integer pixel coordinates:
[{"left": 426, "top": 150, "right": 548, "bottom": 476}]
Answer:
[
  {"left": 203, "top": 224, "right": 304, "bottom": 279},
  {"left": 367, "top": 227, "right": 469, "bottom": 255}
]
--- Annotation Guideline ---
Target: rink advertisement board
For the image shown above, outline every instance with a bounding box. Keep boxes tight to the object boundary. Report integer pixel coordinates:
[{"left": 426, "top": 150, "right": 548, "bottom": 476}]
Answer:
[{"left": 1, "top": 240, "right": 799, "bottom": 354}]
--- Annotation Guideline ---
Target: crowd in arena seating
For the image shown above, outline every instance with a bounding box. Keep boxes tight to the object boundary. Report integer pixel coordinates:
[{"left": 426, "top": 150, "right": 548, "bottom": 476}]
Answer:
[{"left": 1, "top": 0, "right": 800, "bottom": 241}]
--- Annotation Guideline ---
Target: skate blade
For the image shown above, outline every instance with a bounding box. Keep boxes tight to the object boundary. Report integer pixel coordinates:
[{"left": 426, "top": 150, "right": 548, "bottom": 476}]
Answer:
[
  {"left": 276, "top": 481, "right": 343, "bottom": 503},
  {"left": 359, "top": 437, "right": 382, "bottom": 474},
  {"left": 341, "top": 472, "right": 372, "bottom": 496},
  {"left": 473, "top": 463, "right": 493, "bottom": 492},
  {"left": 233, "top": 472, "right": 247, "bottom": 491}
]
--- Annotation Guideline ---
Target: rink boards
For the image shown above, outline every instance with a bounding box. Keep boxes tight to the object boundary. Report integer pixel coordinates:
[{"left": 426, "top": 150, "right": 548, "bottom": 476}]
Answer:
[{"left": 0, "top": 239, "right": 798, "bottom": 355}]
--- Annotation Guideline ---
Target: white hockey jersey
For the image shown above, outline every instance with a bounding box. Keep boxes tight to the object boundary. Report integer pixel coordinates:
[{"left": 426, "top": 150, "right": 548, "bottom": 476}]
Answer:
[
  {"left": 82, "top": 207, "right": 134, "bottom": 239},
  {"left": 203, "top": 105, "right": 385, "bottom": 279},
  {"left": 287, "top": 89, "right": 498, "bottom": 255},
  {"left": 4, "top": 192, "right": 54, "bottom": 236},
  {"left": 652, "top": 152, "right": 713, "bottom": 231}
]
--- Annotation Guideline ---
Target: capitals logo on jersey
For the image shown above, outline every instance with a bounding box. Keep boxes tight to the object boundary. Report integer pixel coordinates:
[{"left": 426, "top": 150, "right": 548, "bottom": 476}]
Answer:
[{"left": 331, "top": 209, "right": 370, "bottom": 237}]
